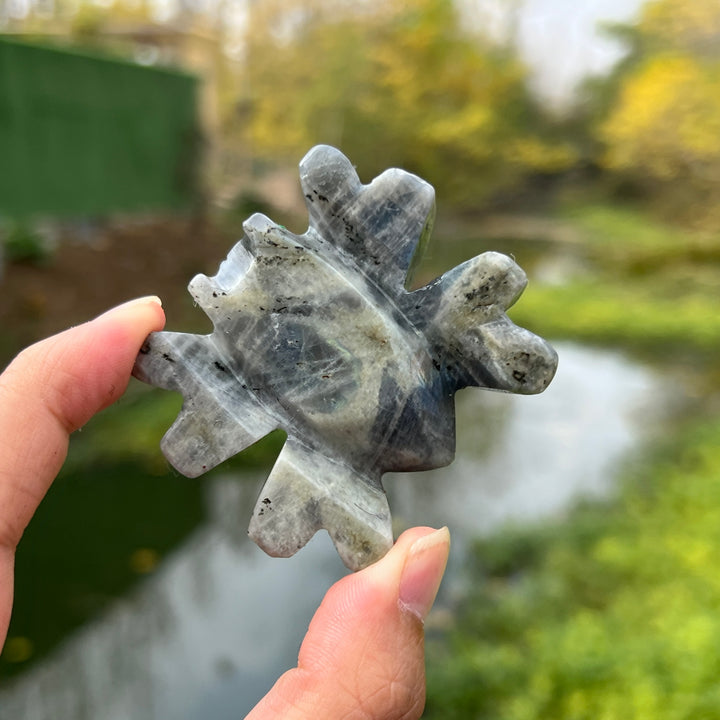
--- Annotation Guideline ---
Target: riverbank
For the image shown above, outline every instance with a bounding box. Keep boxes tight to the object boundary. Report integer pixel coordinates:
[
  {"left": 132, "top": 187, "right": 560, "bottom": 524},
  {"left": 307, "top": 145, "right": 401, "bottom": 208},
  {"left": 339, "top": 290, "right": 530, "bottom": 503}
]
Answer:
[
  {"left": 423, "top": 203, "right": 720, "bottom": 718},
  {"left": 1, "top": 200, "right": 718, "bottom": 713},
  {"left": 425, "top": 412, "right": 720, "bottom": 719}
]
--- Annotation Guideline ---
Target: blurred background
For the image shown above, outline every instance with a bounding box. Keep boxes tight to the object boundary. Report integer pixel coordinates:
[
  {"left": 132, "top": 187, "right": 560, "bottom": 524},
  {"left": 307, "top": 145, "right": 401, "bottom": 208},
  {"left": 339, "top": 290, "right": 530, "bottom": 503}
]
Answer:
[{"left": 1, "top": 0, "right": 719, "bottom": 717}]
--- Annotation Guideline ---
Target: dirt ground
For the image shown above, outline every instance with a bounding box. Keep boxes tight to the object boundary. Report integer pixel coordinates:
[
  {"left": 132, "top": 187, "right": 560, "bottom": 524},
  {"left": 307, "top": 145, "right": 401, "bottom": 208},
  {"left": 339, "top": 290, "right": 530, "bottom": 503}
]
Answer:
[{"left": 0, "top": 215, "right": 240, "bottom": 362}]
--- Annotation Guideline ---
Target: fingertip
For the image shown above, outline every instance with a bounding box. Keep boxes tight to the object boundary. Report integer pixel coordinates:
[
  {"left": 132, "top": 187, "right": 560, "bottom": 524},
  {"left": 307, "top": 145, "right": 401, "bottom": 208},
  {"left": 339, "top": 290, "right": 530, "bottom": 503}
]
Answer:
[
  {"left": 97, "top": 295, "right": 163, "bottom": 312},
  {"left": 362, "top": 526, "right": 445, "bottom": 579},
  {"left": 95, "top": 295, "right": 166, "bottom": 332},
  {"left": 340, "top": 525, "right": 450, "bottom": 626},
  {"left": 87, "top": 296, "right": 166, "bottom": 375},
  {"left": 7, "top": 296, "right": 168, "bottom": 434}
]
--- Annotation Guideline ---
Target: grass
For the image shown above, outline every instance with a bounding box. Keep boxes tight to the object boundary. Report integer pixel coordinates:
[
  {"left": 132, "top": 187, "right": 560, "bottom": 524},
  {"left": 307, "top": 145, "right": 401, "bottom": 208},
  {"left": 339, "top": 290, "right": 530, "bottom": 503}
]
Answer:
[
  {"left": 425, "top": 415, "right": 720, "bottom": 719},
  {"left": 3, "top": 199, "right": 719, "bottom": 695},
  {"left": 510, "top": 279, "right": 720, "bottom": 354},
  {"left": 506, "top": 202, "right": 720, "bottom": 360}
]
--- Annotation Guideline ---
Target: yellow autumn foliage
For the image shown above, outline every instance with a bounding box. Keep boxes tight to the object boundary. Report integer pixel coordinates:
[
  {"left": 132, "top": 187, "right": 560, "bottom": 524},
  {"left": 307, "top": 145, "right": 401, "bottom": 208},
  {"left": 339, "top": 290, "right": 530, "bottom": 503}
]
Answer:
[
  {"left": 507, "top": 137, "right": 578, "bottom": 173},
  {"left": 641, "top": 0, "right": 720, "bottom": 56},
  {"left": 241, "top": 0, "right": 576, "bottom": 204},
  {"left": 600, "top": 54, "right": 720, "bottom": 183}
]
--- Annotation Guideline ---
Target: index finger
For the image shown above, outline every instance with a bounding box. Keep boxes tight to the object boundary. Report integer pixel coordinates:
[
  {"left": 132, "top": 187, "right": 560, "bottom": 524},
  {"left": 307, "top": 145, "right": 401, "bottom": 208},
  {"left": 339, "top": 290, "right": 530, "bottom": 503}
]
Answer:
[
  {"left": 0, "top": 296, "right": 165, "bottom": 552},
  {"left": 0, "top": 296, "right": 165, "bottom": 645}
]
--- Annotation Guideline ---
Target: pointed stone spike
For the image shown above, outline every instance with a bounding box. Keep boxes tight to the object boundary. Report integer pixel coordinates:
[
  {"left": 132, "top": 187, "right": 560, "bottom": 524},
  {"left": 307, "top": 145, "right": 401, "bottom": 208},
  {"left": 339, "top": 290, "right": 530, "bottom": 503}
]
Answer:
[
  {"left": 160, "top": 400, "right": 275, "bottom": 478},
  {"left": 188, "top": 242, "right": 254, "bottom": 316},
  {"left": 400, "top": 251, "right": 557, "bottom": 394},
  {"left": 133, "top": 331, "right": 210, "bottom": 393},
  {"left": 465, "top": 320, "right": 559, "bottom": 395},
  {"left": 402, "top": 251, "right": 528, "bottom": 330},
  {"left": 248, "top": 440, "right": 393, "bottom": 571},
  {"left": 133, "top": 331, "right": 277, "bottom": 477},
  {"left": 243, "top": 213, "right": 305, "bottom": 255},
  {"left": 299, "top": 144, "right": 435, "bottom": 290}
]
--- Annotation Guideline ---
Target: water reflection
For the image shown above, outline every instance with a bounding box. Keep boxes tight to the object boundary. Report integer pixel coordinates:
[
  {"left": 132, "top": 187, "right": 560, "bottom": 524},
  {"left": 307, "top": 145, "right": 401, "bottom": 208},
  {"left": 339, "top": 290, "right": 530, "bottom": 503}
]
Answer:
[
  {"left": 388, "top": 342, "right": 661, "bottom": 533},
  {"left": 0, "top": 343, "right": 666, "bottom": 719}
]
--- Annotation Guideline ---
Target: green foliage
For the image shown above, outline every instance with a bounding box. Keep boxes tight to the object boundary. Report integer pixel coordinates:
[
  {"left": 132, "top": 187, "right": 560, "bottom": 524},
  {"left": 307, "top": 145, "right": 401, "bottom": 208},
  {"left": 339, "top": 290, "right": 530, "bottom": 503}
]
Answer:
[
  {"left": 640, "top": 0, "right": 720, "bottom": 57},
  {"left": 426, "top": 415, "right": 720, "bottom": 719},
  {"left": 560, "top": 203, "right": 708, "bottom": 251},
  {"left": 511, "top": 279, "right": 720, "bottom": 354},
  {"left": 424, "top": 196, "right": 720, "bottom": 718},
  {"left": 507, "top": 202, "right": 720, "bottom": 355},
  {"left": 2, "top": 223, "right": 53, "bottom": 265},
  {"left": 600, "top": 54, "right": 720, "bottom": 181},
  {"left": 1, "top": 457, "right": 205, "bottom": 677},
  {"left": 588, "top": 0, "right": 720, "bottom": 225}
]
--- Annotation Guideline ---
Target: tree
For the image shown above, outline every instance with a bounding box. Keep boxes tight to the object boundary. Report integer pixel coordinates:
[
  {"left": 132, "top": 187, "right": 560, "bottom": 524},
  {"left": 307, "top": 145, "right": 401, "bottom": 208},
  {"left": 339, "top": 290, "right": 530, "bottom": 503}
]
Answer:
[
  {"left": 640, "top": 0, "right": 720, "bottom": 58},
  {"left": 600, "top": 54, "right": 720, "bottom": 183},
  {"left": 595, "top": 0, "right": 720, "bottom": 221},
  {"left": 240, "top": 0, "right": 576, "bottom": 206}
]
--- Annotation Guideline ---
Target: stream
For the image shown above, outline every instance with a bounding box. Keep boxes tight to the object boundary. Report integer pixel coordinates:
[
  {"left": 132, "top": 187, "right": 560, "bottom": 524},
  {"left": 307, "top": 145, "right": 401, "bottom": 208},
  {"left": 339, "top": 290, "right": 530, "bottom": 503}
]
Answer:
[{"left": 0, "top": 342, "right": 668, "bottom": 719}]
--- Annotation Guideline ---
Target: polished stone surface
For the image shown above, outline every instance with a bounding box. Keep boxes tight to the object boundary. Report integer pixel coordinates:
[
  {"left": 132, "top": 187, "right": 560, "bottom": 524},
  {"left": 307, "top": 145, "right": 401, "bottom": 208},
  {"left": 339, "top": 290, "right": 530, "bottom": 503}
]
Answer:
[{"left": 133, "top": 145, "right": 558, "bottom": 570}]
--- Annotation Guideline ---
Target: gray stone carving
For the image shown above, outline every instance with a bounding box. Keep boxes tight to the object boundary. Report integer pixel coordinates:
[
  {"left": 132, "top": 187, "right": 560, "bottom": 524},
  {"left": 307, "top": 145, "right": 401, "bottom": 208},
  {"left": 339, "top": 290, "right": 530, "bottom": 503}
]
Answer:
[{"left": 133, "top": 145, "right": 558, "bottom": 571}]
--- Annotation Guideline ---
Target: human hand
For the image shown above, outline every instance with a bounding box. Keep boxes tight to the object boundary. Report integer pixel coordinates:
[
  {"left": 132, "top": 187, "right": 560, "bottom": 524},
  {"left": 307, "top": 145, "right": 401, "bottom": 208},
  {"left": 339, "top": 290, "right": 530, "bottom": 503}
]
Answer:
[{"left": 0, "top": 297, "right": 450, "bottom": 719}]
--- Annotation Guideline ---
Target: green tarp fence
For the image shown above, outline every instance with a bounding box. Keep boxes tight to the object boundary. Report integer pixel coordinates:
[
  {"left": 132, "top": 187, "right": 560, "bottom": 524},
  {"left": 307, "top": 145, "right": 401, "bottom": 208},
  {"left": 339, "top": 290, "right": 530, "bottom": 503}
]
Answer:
[{"left": 0, "top": 36, "right": 199, "bottom": 219}]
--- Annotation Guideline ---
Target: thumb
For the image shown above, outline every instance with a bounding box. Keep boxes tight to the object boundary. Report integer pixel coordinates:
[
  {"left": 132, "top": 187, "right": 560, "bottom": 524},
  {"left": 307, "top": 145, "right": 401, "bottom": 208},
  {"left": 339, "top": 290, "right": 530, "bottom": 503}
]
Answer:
[{"left": 247, "top": 526, "right": 450, "bottom": 720}]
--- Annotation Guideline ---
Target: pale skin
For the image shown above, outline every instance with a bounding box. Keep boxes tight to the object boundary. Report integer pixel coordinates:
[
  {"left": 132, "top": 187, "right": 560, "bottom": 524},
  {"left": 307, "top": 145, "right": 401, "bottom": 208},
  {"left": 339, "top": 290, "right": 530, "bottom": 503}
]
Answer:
[{"left": 0, "top": 296, "right": 450, "bottom": 720}]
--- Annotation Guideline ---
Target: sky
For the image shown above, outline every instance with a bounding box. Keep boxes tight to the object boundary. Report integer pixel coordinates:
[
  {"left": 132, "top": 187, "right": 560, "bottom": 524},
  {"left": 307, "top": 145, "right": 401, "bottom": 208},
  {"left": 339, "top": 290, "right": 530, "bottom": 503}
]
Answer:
[
  {"left": 463, "top": 0, "right": 646, "bottom": 108},
  {"left": 515, "top": 0, "right": 646, "bottom": 107}
]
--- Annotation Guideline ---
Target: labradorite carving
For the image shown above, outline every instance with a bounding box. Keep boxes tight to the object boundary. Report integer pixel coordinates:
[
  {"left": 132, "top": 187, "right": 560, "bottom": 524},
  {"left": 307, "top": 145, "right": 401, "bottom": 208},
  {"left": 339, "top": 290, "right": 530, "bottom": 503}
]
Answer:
[{"left": 133, "top": 145, "right": 558, "bottom": 571}]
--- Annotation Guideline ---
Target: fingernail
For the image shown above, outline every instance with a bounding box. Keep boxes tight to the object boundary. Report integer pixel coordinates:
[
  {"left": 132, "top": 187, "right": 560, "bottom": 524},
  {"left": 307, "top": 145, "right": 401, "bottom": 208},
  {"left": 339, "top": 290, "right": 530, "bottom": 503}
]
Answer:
[
  {"left": 398, "top": 527, "right": 450, "bottom": 622},
  {"left": 116, "top": 296, "right": 163, "bottom": 310},
  {"left": 97, "top": 296, "right": 163, "bottom": 318}
]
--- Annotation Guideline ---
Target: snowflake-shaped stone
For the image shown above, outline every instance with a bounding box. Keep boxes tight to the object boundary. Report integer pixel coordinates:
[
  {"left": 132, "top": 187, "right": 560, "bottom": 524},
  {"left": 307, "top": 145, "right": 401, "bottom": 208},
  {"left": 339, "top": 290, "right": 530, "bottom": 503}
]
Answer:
[{"left": 133, "top": 145, "right": 558, "bottom": 571}]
